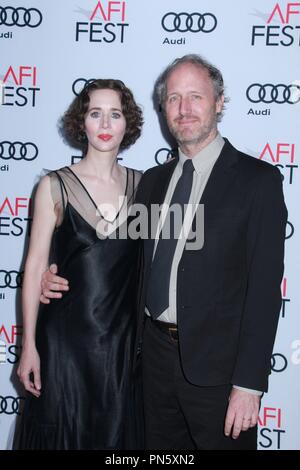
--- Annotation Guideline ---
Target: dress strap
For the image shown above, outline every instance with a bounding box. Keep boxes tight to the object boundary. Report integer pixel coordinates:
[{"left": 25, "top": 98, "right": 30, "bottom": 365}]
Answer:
[
  {"left": 132, "top": 168, "right": 136, "bottom": 193},
  {"left": 130, "top": 168, "right": 142, "bottom": 202},
  {"left": 53, "top": 170, "right": 68, "bottom": 213}
]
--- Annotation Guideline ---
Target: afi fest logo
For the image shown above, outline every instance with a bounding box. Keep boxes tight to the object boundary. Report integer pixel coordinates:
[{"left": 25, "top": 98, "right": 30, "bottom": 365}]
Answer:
[
  {"left": 0, "top": 6, "right": 43, "bottom": 40},
  {"left": 258, "top": 407, "right": 285, "bottom": 449},
  {"left": 259, "top": 142, "right": 298, "bottom": 184},
  {"left": 251, "top": 2, "right": 300, "bottom": 46},
  {"left": 281, "top": 277, "right": 291, "bottom": 318},
  {"left": 75, "top": 1, "right": 128, "bottom": 44},
  {"left": 161, "top": 11, "right": 217, "bottom": 45},
  {"left": 1, "top": 65, "right": 40, "bottom": 107},
  {"left": 0, "top": 324, "right": 23, "bottom": 366},
  {"left": 0, "top": 196, "right": 32, "bottom": 237}
]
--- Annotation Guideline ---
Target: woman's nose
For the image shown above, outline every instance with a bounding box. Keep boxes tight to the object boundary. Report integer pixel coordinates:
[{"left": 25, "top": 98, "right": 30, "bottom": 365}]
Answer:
[{"left": 100, "top": 113, "right": 111, "bottom": 129}]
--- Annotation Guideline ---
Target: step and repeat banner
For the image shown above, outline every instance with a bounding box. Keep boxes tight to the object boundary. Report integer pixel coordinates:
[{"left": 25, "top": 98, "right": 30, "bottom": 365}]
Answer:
[{"left": 1, "top": 0, "right": 300, "bottom": 450}]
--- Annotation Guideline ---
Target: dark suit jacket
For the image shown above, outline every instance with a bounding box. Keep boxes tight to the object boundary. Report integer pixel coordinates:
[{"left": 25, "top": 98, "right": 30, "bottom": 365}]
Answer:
[{"left": 135, "top": 138, "right": 287, "bottom": 392}]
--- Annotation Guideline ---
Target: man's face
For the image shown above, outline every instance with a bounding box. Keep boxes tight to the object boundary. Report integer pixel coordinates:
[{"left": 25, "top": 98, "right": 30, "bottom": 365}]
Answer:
[{"left": 164, "top": 63, "right": 224, "bottom": 149}]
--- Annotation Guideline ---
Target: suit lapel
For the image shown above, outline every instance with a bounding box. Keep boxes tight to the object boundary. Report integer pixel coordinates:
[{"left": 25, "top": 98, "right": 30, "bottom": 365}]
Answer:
[
  {"left": 199, "top": 139, "right": 239, "bottom": 213},
  {"left": 148, "top": 159, "right": 177, "bottom": 205},
  {"left": 144, "top": 159, "right": 177, "bottom": 261}
]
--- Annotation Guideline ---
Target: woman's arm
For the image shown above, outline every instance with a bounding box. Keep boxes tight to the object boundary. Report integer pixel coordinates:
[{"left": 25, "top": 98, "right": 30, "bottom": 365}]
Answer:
[{"left": 17, "top": 175, "right": 57, "bottom": 397}]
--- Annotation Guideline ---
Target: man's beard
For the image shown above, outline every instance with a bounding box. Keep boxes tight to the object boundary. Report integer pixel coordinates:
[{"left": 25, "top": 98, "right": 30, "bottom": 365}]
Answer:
[{"left": 168, "top": 116, "right": 217, "bottom": 147}]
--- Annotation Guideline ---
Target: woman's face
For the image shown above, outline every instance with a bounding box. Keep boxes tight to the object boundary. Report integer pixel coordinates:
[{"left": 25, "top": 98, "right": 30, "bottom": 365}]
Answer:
[{"left": 84, "top": 88, "right": 126, "bottom": 154}]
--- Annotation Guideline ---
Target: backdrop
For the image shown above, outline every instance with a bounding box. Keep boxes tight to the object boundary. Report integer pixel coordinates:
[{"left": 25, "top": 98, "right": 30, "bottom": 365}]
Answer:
[{"left": 0, "top": 0, "right": 299, "bottom": 450}]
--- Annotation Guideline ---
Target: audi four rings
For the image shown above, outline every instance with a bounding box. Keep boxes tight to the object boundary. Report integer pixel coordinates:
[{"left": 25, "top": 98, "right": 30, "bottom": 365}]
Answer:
[
  {"left": 0, "top": 270, "right": 23, "bottom": 289},
  {"left": 72, "top": 78, "right": 96, "bottom": 96},
  {"left": 246, "top": 84, "right": 300, "bottom": 104},
  {"left": 161, "top": 12, "right": 217, "bottom": 33},
  {"left": 0, "top": 396, "right": 25, "bottom": 415},
  {"left": 155, "top": 148, "right": 176, "bottom": 165},
  {"left": 0, "top": 142, "right": 38, "bottom": 161},
  {"left": 270, "top": 353, "right": 288, "bottom": 373},
  {"left": 0, "top": 6, "right": 42, "bottom": 27}
]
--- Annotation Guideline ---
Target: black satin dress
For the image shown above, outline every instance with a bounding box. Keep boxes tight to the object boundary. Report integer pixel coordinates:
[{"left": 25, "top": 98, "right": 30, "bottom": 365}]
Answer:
[{"left": 14, "top": 167, "right": 143, "bottom": 450}]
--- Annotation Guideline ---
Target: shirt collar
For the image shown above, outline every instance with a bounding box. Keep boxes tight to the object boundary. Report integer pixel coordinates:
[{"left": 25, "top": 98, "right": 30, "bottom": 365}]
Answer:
[{"left": 178, "top": 133, "right": 225, "bottom": 175}]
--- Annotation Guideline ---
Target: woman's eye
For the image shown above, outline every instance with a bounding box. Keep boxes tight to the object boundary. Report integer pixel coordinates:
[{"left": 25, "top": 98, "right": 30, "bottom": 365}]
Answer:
[
  {"left": 90, "top": 111, "right": 101, "bottom": 118},
  {"left": 112, "top": 112, "right": 121, "bottom": 119}
]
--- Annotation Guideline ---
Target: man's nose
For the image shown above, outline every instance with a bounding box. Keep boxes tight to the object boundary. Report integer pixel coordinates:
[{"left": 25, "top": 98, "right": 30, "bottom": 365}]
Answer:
[{"left": 179, "top": 96, "right": 192, "bottom": 115}]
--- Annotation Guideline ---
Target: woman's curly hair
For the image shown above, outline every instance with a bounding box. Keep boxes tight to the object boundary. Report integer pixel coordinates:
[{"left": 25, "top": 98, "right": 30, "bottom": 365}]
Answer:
[{"left": 61, "top": 79, "right": 143, "bottom": 153}]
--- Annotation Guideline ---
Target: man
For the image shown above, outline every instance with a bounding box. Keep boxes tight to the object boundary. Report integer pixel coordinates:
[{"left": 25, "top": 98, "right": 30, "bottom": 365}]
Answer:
[{"left": 40, "top": 54, "right": 287, "bottom": 449}]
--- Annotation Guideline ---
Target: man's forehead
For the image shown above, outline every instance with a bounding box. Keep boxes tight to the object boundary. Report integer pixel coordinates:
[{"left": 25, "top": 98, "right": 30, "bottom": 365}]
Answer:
[
  {"left": 166, "top": 63, "right": 212, "bottom": 92},
  {"left": 170, "top": 62, "right": 209, "bottom": 76}
]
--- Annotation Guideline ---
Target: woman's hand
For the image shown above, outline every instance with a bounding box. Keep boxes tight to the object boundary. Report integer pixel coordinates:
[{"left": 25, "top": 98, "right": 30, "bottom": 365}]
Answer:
[{"left": 17, "top": 344, "right": 42, "bottom": 398}]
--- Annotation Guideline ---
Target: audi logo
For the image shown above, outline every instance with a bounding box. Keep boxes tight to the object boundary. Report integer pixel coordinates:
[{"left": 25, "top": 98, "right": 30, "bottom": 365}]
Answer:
[
  {"left": 0, "top": 6, "right": 42, "bottom": 28},
  {"left": 0, "top": 270, "right": 23, "bottom": 289},
  {"left": 161, "top": 12, "right": 217, "bottom": 33},
  {"left": 0, "top": 141, "right": 38, "bottom": 161},
  {"left": 271, "top": 353, "right": 288, "bottom": 373},
  {"left": 246, "top": 83, "right": 300, "bottom": 104},
  {"left": 155, "top": 148, "right": 177, "bottom": 165},
  {"left": 72, "top": 78, "right": 96, "bottom": 96},
  {"left": 285, "top": 221, "right": 294, "bottom": 240},
  {"left": 0, "top": 396, "right": 25, "bottom": 415}
]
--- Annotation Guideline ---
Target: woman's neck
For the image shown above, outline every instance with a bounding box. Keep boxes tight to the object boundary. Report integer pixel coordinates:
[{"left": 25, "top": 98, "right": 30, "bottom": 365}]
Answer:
[{"left": 78, "top": 148, "right": 121, "bottom": 180}]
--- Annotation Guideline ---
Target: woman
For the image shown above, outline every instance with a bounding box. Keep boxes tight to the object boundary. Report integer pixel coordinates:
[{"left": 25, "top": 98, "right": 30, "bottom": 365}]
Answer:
[{"left": 13, "top": 79, "right": 144, "bottom": 450}]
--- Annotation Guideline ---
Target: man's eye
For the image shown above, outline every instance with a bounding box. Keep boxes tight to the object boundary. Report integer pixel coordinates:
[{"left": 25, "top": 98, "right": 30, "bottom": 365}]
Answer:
[{"left": 168, "top": 96, "right": 178, "bottom": 103}]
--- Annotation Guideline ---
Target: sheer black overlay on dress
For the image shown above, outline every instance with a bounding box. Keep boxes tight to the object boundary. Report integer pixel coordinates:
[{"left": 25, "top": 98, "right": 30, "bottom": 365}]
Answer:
[{"left": 13, "top": 166, "right": 144, "bottom": 450}]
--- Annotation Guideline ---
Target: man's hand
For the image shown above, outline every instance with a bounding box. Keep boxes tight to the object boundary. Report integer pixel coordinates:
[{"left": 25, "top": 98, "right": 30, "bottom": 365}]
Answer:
[
  {"left": 40, "top": 263, "right": 69, "bottom": 304},
  {"left": 224, "top": 388, "right": 260, "bottom": 439}
]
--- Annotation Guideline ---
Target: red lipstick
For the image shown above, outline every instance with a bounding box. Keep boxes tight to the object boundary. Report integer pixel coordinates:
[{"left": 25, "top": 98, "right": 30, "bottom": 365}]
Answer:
[{"left": 98, "top": 134, "right": 113, "bottom": 141}]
